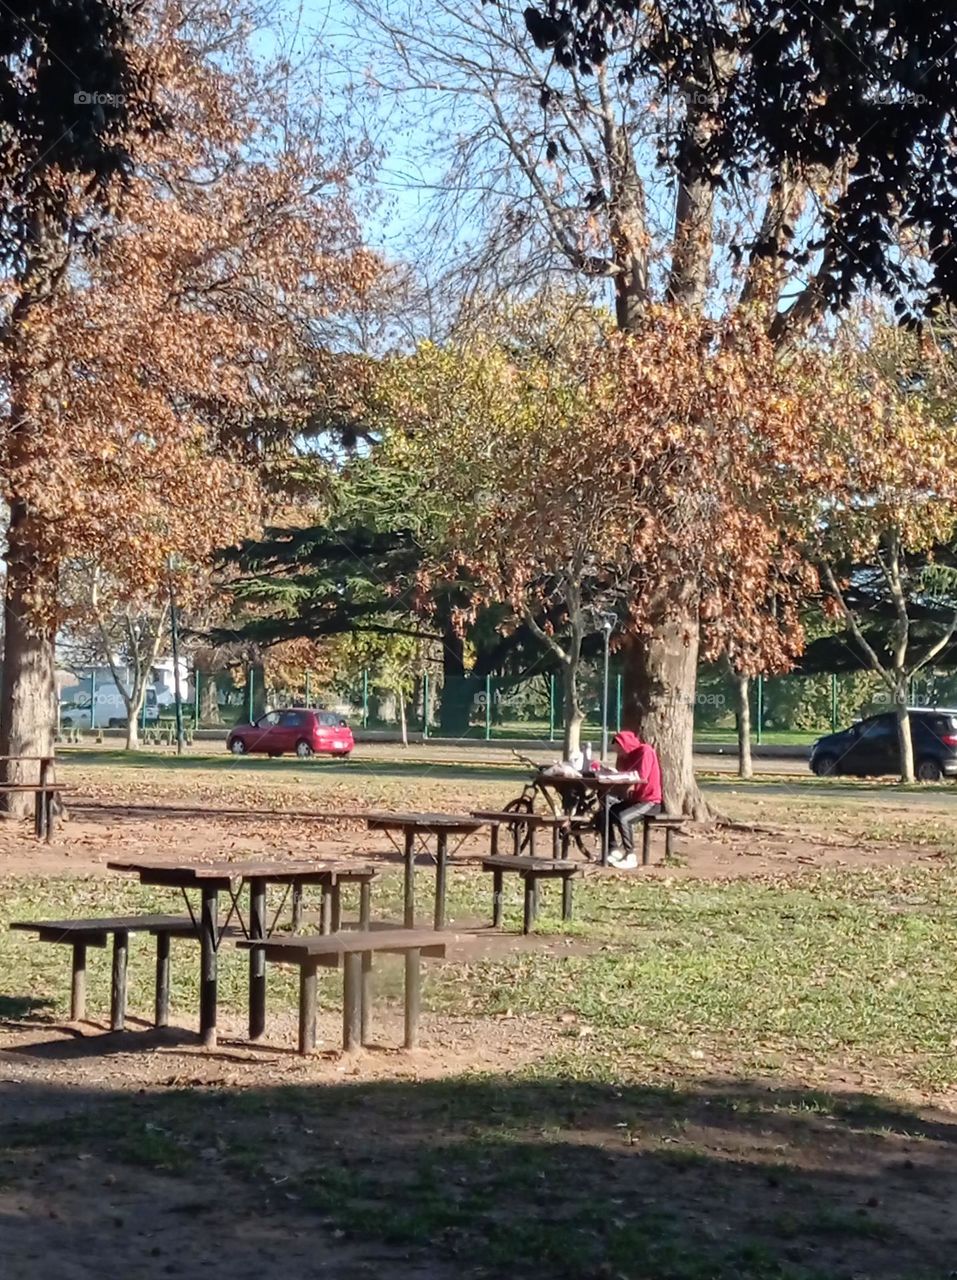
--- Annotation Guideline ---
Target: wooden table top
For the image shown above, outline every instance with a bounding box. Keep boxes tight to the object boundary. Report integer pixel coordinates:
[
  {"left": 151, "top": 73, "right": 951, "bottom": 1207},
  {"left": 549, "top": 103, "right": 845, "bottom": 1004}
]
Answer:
[
  {"left": 107, "top": 858, "right": 378, "bottom": 888},
  {"left": 535, "top": 772, "right": 642, "bottom": 792},
  {"left": 236, "top": 927, "right": 452, "bottom": 960},
  {"left": 365, "top": 812, "right": 487, "bottom": 833}
]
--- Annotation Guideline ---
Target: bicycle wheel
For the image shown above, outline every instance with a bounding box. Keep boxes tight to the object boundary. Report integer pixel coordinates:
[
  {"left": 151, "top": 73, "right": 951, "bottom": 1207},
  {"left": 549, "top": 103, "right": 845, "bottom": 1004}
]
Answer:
[{"left": 503, "top": 793, "right": 536, "bottom": 855}]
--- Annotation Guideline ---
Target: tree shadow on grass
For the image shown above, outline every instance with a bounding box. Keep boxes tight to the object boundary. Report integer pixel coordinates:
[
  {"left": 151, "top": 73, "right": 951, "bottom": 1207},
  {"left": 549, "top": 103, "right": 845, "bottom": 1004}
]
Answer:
[
  {"left": 0, "top": 994, "right": 54, "bottom": 1024},
  {"left": 3, "top": 1072, "right": 956, "bottom": 1280}
]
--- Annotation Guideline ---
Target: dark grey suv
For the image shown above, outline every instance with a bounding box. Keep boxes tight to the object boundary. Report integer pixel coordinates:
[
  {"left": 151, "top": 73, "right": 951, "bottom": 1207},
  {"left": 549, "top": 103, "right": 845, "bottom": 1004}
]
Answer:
[{"left": 809, "top": 708, "right": 957, "bottom": 782}]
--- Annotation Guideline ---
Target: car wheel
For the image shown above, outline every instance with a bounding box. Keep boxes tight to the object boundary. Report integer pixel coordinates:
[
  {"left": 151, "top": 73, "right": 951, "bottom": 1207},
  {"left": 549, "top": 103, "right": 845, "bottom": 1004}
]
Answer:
[
  {"left": 296, "top": 740, "right": 314, "bottom": 758},
  {"left": 813, "top": 753, "right": 838, "bottom": 777},
  {"left": 230, "top": 739, "right": 247, "bottom": 755},
  {"left": 916, "top": 758, "right": 943, "bottom": 783}
]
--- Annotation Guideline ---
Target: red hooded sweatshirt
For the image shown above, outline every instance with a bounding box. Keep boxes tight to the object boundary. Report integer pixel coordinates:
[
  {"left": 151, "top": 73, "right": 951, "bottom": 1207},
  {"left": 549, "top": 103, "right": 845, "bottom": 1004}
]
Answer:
[{"left": 612, "top": 730, "right": 663, "bottom": 806}]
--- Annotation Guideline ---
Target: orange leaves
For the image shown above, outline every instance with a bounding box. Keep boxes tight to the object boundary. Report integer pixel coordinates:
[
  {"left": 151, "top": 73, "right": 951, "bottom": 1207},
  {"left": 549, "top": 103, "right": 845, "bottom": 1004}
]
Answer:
[
  {"left": 381, "top": 299, "right": 872, "bottom": 676},
  {"left": 0, "top": 0, "right": 377, "bottom": 620}
]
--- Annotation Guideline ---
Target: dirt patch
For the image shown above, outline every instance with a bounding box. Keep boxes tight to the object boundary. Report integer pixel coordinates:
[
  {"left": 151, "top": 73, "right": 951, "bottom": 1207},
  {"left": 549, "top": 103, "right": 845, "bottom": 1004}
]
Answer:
[
  {"left": 5, "top": 1057, "right": 957, "bottom": 1279},
  {"left": 0, "top": 1150, "right": 457, "bottom": 1280},
  {"left": 0, "top": 801, "right": 944, "bottom": 883}
]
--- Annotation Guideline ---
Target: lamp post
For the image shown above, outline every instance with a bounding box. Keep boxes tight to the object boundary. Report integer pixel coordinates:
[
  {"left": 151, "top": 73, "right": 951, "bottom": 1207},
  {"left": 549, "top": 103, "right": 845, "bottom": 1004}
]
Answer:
[
  {"left": 600, "top": 613, "right": 615, "bottom": 762},
  {"left": 167, "top": 555, "right": 186, "bottom": 756}
]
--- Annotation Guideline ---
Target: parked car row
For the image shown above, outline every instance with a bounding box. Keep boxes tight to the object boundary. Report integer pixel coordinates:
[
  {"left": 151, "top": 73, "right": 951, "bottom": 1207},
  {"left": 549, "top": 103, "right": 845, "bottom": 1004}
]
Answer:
[
  {"left": 810, "top": 708, "right": 957, "bottom": 781},
  {"left": 226, "top": 708, "right": 354, "bottom": 758}
]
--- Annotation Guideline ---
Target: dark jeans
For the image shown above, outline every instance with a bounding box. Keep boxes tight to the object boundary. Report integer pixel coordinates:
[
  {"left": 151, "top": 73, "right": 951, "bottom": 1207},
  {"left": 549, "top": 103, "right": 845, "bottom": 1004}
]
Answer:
[{"left": 608, "top": 799, "right": 661, "bottom": 854}]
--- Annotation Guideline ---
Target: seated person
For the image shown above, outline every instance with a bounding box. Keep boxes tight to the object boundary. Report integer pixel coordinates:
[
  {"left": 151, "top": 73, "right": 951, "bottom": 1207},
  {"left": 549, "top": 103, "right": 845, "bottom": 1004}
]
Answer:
[{"left": 606, "top": 730, "right": 662, "bottom": 869}]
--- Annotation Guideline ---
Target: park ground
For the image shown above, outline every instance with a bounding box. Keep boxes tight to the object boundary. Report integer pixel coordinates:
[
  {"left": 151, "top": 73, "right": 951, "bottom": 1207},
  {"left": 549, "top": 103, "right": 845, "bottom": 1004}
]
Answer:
[{"left": 2, "top": 744, "right": 957, "bottom": 1278}]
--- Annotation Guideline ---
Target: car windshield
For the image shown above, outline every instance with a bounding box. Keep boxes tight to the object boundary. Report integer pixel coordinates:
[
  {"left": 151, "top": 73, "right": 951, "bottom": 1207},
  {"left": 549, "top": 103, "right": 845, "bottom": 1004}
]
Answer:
[{"left": 318, "top": 712, "right": 341, "bottom": 727}]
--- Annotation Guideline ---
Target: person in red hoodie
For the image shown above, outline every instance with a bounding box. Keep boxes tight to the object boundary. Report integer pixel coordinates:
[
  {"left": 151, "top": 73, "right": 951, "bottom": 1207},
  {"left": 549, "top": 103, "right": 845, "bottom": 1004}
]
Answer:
[{"left": 605, "top": 729, "right": 662, "bottom": 868}]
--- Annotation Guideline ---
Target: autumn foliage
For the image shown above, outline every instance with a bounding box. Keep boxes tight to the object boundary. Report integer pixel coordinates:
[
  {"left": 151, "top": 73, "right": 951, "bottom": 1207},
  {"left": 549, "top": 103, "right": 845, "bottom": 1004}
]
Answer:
[
  {"left": 0, "top": 0, "right": 376, "bottom": 779},
  {"left": 372, "top": 301, "right": 892, "bottom": 763}
]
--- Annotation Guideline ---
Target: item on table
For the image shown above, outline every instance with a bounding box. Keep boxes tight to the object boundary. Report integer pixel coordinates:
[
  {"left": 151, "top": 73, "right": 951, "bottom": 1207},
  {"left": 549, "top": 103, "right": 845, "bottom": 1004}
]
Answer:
[{"left": 540, "top": 761, "right": 580, "bottom": 779}]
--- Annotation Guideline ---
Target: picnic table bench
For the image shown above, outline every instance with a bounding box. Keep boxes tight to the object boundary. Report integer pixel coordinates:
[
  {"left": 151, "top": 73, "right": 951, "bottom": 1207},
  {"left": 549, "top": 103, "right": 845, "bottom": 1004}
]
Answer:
[
  {"left": 481, "top": 856, "right": 578, "bottom": 933},
  {"left": 366, "top": 812, "right": 486, "bottom": 930},
  {"left": 10, "top": 914, "right": 196, "bottom": 1028},
  {"left": 0, "top": 755, "right": 67, "bottom": 839},
  {"left": 107, "top": 858, "right": 378, "bottom": 1046},
  {"left": 237, "top": 927, "right": 449, "bottom": 1055},
  {"left": 641, "top": 813, "right": 684, "bottom": 864},
  {"left": 470, "top": 809, "right": 582, "bottom": 859}
]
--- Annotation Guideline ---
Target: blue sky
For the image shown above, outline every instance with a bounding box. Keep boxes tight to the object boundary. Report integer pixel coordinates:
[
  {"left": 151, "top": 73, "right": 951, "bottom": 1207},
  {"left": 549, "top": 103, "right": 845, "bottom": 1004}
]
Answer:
[{"left": 253, "top": 0, "right": 826, "bottom": 325}]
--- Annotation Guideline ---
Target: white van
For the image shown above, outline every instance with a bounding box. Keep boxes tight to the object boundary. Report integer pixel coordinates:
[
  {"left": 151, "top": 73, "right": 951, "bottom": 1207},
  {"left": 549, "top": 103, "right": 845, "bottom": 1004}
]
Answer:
[{"left": 59, "top": 675, "right": 160, "bottom": 729}]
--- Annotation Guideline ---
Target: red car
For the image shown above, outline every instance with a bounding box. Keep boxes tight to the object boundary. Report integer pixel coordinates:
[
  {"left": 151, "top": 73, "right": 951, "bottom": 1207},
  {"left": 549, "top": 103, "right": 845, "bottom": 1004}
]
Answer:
[{"left": 227, "top": 708, "right": 354, "bottom": 759}]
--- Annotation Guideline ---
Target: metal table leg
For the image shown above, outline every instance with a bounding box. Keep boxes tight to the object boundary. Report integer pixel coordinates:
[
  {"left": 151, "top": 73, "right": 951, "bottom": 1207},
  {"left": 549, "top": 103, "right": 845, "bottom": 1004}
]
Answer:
[
  {"left": 71, "top": 943, "right": 86, "bottom": 1021},
  {"left": 110, "top": 930, "right": 129, "bottom": 1031},
  {"left": 299, "top": 960, "right": 318, "bottom": 1054},
  {"left": 199, "top": 887, "right": 219, "bottom": 1048},
  {"left": 434, "top": 832, "right": 449, "bottom": 930},
  {"left": 403, "top": 828, "right": 416, "bottom": 927},
  {"left": 248, "top": 877, "right": 266, "bottom": 1040},
  {"left": 155, "top": 932, "right": 171, "bottom": 1028},
  {"left": 343, "top": 952, "right": 362, "bottom": 1052},
  {"left": 404, "top": 949, "right": 421, "bottom": 1049}
]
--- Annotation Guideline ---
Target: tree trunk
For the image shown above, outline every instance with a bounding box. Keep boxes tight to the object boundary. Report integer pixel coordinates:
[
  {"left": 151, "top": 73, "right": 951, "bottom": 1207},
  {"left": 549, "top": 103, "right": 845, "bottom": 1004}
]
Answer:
[
  {"left": 199, "top": 672, "right": 221, "bottom": 725},
  {"left": 732, "top": 671, "right": 753, "bottom": 779},
  {"left": 398, "top": 691, "right": 408, "bottom": 747},
  {"left": 439, "top": 622, "right": 473, "bottom": 735},
  {"left": 248, "top": 660, "right": 267, "bottom": 719},
  {"left": 622, "top": 584, "right": 712, "bottom": 819},
  {"left": 121, "top": 674, "right": 149, "bottom": 751},
  {"left": 894, "top": 688, "right": 915, "bottom": 783},
  {"left": 0, "top": 507, "right": 57, "bottom": 816},
  {"left": 561, "top": 658, "right": 584, "bottom": 760}
]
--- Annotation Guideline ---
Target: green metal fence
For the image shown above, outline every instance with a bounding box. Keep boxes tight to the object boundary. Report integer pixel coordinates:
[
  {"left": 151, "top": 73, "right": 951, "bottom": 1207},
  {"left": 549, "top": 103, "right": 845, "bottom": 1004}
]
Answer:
[{"left": 187, "top": 663, "right": 957, "bottom": 743}]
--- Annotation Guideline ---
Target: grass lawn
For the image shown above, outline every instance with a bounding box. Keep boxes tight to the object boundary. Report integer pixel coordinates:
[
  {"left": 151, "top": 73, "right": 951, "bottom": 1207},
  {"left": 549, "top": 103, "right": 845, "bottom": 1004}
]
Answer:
[{"left": 5, "top": 854, "right": 957, "bottom": 1278}]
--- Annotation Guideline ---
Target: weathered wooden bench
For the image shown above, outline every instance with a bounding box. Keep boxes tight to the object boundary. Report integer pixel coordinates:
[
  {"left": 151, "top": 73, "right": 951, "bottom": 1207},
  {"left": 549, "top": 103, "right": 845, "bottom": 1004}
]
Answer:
[
  {"left": 0, "top": 783, "right": 72, "bottom": 840},
  {"left": 237, "top": 928, "right": 447, "bottom": 1055},
  {"left": 481, "top": 856, "right": 578, "bottom": 933},
  {"left": 288, "top": 866, "right": 378, "bottom": 933},
  {"left": 10, "top": 915, "right": 196, "bottom": 1029},
  {"left": 472, "top": 809, "right": 584, "bottom": 859},
  {"left": 640, "top": 813, "right": 684, "bottom": 865}
]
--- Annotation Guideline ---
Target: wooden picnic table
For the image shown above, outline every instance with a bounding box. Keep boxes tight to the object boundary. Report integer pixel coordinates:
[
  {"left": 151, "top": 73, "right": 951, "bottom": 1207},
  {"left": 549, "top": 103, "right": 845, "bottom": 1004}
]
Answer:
[
  {"left": 107, "top": 858, "right": 377, "bottom": 1048},
  {"left": 365, "top": 812, "right": 487, "bottom": 930},
  {"left": 0, "top": 754, "right": 65, "bottom": 839},
  {"left": 533, "top": 772, "right": 642, "bottom": 865}
]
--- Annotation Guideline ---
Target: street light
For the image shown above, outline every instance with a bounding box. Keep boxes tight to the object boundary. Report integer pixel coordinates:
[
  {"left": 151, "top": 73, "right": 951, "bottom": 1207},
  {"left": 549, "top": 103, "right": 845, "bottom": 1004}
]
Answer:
[
  {"left": 599, "top": 613, "right": 616, "bottom": 762},
  {"left": 167, "top": 554, "right": 186, "bottom": 756}
]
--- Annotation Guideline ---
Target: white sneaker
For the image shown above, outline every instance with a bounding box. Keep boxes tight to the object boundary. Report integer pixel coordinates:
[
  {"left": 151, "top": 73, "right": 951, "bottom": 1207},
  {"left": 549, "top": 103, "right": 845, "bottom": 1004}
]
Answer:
[{"left": 608, "top": 851, "right": 638, "bottom": 870}]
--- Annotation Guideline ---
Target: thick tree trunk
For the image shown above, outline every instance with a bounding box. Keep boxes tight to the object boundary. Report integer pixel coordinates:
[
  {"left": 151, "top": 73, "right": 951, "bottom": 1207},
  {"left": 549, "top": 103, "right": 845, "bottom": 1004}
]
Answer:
[
  {"left": 439, "top": 623, "right": 473, "bottom": 736},
  {"left": 0, "top": 505, "right": 57, "bottom": 816},
  {"left": 126, "top": 716, "right": 140, "bottom": 751},
  {"left": 622, "top": 584, "right": 712, "bottom": 819},
  {"left": 733, "top": 671, "right": 753, "bottom": 779},
  {"left": 894, "top": 690, "right": 914, "bottom": 783}
]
